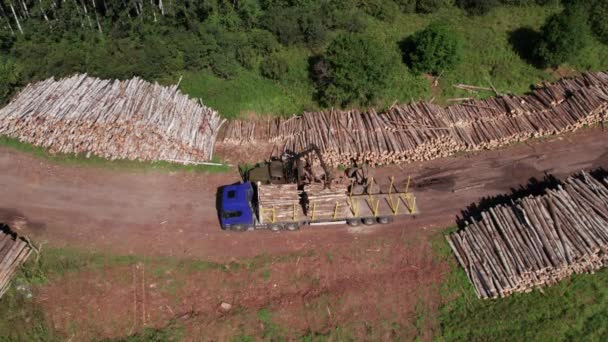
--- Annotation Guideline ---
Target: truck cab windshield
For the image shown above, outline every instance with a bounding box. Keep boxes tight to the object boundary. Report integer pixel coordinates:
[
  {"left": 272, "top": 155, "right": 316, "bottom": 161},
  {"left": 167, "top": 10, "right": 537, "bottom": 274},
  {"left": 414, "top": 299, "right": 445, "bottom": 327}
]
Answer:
[{"left": 222, "top": 211, "right": 242, "bottom": 219}]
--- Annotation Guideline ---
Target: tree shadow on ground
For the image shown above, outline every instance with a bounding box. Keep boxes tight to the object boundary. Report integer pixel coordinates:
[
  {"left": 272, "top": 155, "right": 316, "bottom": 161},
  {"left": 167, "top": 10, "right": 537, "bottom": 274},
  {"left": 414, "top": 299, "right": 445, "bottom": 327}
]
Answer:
[{"left": 508, "top": 27, "right": 543, "bottom": 68}]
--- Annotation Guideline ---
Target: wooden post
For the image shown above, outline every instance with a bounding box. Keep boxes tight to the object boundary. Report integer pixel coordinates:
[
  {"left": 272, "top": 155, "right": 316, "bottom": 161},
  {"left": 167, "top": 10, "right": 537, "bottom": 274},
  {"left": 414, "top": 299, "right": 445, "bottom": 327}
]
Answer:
[{"left": 311, "top": 202, "right": 316, "bottom": 221}]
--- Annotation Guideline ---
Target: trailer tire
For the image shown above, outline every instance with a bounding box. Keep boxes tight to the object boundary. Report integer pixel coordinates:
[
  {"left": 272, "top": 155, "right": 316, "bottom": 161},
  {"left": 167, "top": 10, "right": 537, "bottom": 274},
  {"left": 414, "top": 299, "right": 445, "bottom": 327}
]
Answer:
[
  {"left": 285, "top": 223, "right": 300, "bottom": 231},
  {"left": 377, "top": 217, "right": 391, "bottom": 224},
  {"left": 347, "top": 219, "right": 360, "bottom": 227},
  {"left": 363, "top": 218, "right": 375, "bottom": 225},
  {"left": 269, "top": 224, "right": 282, "bottom": 232}
]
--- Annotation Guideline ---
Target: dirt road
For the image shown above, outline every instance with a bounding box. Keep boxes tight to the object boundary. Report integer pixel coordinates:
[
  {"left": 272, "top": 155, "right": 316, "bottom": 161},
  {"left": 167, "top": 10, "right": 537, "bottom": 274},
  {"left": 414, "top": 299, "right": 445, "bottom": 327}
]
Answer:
[{"left": 1, "top": 128, "right": 608, "bottom": 261}]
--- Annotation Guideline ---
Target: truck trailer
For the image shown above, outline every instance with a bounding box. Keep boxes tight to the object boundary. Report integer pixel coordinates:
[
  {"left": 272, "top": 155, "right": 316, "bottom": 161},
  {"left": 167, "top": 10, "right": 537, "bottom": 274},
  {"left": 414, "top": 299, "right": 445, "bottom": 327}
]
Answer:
[{"left": 218, "top": 179, "right": 418, "bottom": 231}]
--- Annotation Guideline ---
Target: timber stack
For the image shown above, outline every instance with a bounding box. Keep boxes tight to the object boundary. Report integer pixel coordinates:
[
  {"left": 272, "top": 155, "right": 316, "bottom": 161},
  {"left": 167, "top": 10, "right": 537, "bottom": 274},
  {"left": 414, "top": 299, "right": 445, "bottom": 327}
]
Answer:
[
  {"left": 217, "top": 71, "right": 608, "bottom": 166},
  {"left": 305, "top": 182, "right": 350, "bottom": 220},
  {"left": 258, "top": 183, "right": 303, "bottom": 222},
  {"left": 447, "top": 171, "right": 608, "bottom": 299},
  {"left": 0, "top": 223, "right": 34, "bottom": 298},
  {"left": 0, "top": 74, "right": 225, "bottom": 163}
]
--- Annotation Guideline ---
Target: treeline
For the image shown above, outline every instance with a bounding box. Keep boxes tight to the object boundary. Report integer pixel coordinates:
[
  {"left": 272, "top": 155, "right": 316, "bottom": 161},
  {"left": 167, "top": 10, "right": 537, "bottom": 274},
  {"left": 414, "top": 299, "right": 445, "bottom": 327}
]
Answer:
[{"left": 0, "top": 0, "right": 603, "bottom": 110}]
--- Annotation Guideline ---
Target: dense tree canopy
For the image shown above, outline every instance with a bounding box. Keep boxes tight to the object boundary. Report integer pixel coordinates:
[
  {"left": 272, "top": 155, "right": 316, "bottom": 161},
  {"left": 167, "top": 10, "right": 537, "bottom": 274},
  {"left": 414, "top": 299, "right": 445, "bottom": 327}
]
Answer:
[
  {"left": 0, "top": 0, "right": 587, "bottom": 109},
  {"left": 313, "top": 33, "right": 398, "bottom": 107},
  {"left": 589, "top": 1, "right": 608, "bottom": 45},
  {"left": 0, "top": 56, "right": 20, "bottom": 104},
  {"left": 534, "top": 4, "right": 590, "bottom": 67},
  {"left": 403, "top": 22, "right": 463, "bottom": 75}
]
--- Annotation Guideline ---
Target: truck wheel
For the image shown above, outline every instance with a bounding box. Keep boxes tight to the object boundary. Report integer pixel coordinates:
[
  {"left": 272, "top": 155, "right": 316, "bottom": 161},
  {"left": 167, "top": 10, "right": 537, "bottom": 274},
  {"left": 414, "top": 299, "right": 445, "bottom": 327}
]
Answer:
[
  {"left": 363, "top": 218, "right": 375, "bottom": 225},
  {"left": 347, "top": 219, "right": 360, "bottom": 227},
  {"left": 231, "top": 224, "right": 247, "bottom": 232},
  {"left": 377, "top": 217, "right": 391, "bottom": 224},
  {"left": 269, "top": 224, "right": 282, "bottom": 232},
  {"left": 285, "top": 223, "right": 300, "bottom": 231}
]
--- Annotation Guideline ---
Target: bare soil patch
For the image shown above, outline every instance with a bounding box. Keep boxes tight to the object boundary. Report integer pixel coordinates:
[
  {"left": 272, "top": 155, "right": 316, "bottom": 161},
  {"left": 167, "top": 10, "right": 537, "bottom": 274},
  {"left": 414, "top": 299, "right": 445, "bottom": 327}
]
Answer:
[
  {"left": 36, "top": 231, "right": 447, "bottom": 340},
  {"left": 2, "top": 128, "right": 607, "bottom": 262}
]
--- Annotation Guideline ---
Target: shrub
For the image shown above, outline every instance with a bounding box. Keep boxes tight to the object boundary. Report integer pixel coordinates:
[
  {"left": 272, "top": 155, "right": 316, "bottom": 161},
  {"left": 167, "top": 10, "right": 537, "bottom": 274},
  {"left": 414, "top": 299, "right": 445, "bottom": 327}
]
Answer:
[
  {"left": 0, "top": 57, "right": 21, "bottom": 104},
  {"left": 0, "top": 31, "right": 15, "bottom": 53},
  {"left": 236, "top": 46, "right": 258, "bottom": 70},
  {"left": 299, "top": 11, "right": 329, "bottom": 47},
  {"left": 314, "top": 33, "right": 398, "bottom": 106},
  {"left": 403, "top": 22, "right": 463, "bottom": 75},
  {"left": 357, "top": 0, "right": 400, "bottom": 22},
  {"left": 320, "top": 1, "right": 367, "bottom": 32},
  {"left": 534, "top": 5, "right": 590, "bottom": 67},
  {"left": 249, "top": 29, "right": 280, "bottom": 54},
  {"left": 395, "top": 0, "right": 417, "bottom": 13},
  {"left": 262, "top": 7, "right": 302, "bottom": 45},
  {"left": 260, "top": 55, "right": 289, "bottom": 80},
  {"left": 416, "top": 0, "right": 447, "bottom": 13},
  {"left": 210, "top": 53, "right": 240, "bottom": 79},
  {"left": 262, "top": 6, "right": 329, "bottom": 47},
  {"left": 456, "top": 0, "right": 499, "bottom": 15},
  {"left": 238, "top": 0, "right": 263, "bottom": 29},
  {"left": 590, "top": 0, "right": 608, "bottom": 44}
]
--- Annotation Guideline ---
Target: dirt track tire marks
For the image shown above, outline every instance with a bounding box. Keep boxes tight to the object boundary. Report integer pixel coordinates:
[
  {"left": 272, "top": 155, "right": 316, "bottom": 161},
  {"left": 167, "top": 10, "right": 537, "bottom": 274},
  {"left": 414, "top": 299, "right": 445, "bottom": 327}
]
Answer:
[{"left": 1, "top": 128, "right": 608, "bottom": 259}]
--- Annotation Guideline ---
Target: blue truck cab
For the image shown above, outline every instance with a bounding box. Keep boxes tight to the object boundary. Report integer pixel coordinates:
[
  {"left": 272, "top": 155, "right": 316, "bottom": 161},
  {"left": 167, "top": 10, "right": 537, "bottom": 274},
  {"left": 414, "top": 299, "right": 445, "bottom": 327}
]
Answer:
[{"left": 218, "top": 182, "right": 256, "bottom": 230}]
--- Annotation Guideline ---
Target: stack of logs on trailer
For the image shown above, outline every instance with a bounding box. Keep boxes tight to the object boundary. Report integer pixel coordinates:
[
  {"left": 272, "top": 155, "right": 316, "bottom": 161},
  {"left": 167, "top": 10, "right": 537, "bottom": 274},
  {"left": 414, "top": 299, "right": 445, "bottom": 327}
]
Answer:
[
  {"left": 0, "top": 222, "right": 35, "bottom": 298},
  {"left": 256, "top": 182, "right": 352, "bottom": 222},
  {"left": 0, "top": 74, "right": 225, "bottom": 164},
  {"left": 447, "top": 171, "right": 608, "bottom": 299},
  {"left": 218, "top": 72, "right": 608, "bottom": 166}
]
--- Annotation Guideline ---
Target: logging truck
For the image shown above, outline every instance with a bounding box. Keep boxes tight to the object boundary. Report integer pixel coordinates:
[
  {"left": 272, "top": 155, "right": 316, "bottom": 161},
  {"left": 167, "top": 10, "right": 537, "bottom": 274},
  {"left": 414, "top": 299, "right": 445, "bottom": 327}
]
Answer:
[
  {"left": 218, "top": 180, "right": 418, "bottom": 231},
  {"left": 218, "top": 145, "right": 418, "bottom": 231}
]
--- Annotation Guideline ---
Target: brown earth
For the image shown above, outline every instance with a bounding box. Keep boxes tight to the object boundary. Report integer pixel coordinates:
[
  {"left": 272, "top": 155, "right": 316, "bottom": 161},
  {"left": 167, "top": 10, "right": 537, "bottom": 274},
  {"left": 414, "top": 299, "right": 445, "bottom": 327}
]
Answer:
[
  {"left": 2, "top": 128, "right": 607, "bottom": 261},
  {"left": 2, "top": 127, "right": 608, "bottom": 340}
]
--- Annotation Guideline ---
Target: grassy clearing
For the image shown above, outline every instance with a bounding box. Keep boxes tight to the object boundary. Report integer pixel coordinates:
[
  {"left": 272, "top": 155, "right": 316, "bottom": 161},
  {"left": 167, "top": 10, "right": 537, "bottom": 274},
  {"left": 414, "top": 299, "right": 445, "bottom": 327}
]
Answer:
[
  {"left": 103, "top": 326, "right": 184, "bottom": 342},
  {"left": 437, "top": 227, "right": 608, "bottom": 341},
  {"left": 177, "top": 4, "right": 608, "bottom": 118},
  {"left": 179, "top": 48, "right": 317, "bottom": 119},
  {"left": 0, "top": 246, "right": 316, "bottom": 340},
  {"left": 0, "top": 135, "right": 232, "bottom": 174}
]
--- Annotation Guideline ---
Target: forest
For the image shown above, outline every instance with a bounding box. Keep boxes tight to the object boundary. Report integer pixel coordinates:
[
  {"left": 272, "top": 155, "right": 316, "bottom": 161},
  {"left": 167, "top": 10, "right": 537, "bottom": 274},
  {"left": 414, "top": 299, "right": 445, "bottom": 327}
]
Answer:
[{"left": 1, "top": 0, "right": 608, "bottom": 117}]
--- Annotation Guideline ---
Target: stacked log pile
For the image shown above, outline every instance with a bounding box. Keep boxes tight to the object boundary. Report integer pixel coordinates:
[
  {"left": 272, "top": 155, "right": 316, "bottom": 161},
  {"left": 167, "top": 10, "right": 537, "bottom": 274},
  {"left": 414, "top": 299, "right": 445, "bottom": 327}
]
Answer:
[
  {"left": 0, "top": 74, "right": 225, "bottom": 163},
  {"left": 305, "top": 183, "right": 349, "bottom": 219},
  {"left": 0, "top": 224, "right": 34, "bottom": 298},
  {"left": 258, "top": 183, "right": 302, "bottom": 222},
  {"left": 217, "top": 72, "right": 608, "bottom": 165},
  {"left": 447, "top": 171, "right": 608, "bottom": 299}
]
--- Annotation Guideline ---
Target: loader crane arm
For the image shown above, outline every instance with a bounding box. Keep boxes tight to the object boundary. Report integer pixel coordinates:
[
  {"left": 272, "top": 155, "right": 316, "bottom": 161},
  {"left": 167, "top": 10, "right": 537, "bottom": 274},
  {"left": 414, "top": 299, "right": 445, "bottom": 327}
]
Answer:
[{"left": 286, "top": 144, "right": 333, "bottom": 189}]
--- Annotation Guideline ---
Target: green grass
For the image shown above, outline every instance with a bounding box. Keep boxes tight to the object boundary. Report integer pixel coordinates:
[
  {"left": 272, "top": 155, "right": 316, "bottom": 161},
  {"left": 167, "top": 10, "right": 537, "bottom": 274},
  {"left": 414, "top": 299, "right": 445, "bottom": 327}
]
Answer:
[
  {"left": 103, "top": 326, "right": 184, "bottom": 342},
  {"left": 177, "top": 4, "right": 608, "bottom": 119},
  {"left": 0, "top": 246, "right": 317, "bottom": 340},
  {"left": 437, "top": 228, "right": 608, "bottom": 341},
  {"left": 179, "top": 48, "right": 317, "bottom": 119},
  {"left": 0, "top": 135, "right": 232, "bottom": 173},
  {"left": 257, "top": 308, "right": 286, "bottom": 341}
]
